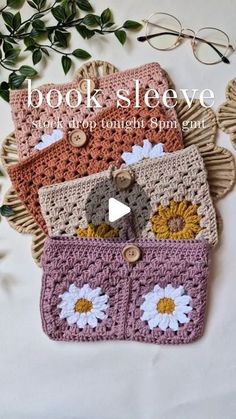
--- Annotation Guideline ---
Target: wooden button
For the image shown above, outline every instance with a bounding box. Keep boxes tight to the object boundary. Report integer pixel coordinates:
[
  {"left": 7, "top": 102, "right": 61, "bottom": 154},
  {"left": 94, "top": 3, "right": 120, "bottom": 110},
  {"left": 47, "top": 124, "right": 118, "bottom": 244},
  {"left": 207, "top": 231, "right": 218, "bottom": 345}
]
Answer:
[
  {"left": 69, "top": 129, "right": 87, "bottom": 147},
  {"left": 122, "top": 244, "right": 141, "bottom": 263},
  {"left": 78, "top": 79, "right": 96, "bottom": 94},
  {"left": 113, "top": 170, "right": 134, "bottom": 191}
]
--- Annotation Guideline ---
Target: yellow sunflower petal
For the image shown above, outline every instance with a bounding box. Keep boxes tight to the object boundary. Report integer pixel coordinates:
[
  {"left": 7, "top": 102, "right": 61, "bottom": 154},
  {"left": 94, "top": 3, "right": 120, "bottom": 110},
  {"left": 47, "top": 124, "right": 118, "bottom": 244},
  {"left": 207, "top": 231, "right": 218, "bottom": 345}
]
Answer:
[
  {"left": 184, "top": 203, "right": 199, "bottom": 217},
  {"left": 158, "top": 205, "right": 172, "bottom": 219},
  {"left": 76, "top": 227, "right": 86, "bottom": 237},
  {"left": 185, "top": 223, "right": 202, "bottom": 233},
  {"left": 176, "top": 200, "right": 188, "bottom": 216},
  {"left": 86, "top": 224, "right": 96, "bottom": 237},
  {"left": 185, "top": 215, "right": 201, "bottom": 224},
  {"left": 96, "top": 223, "right": 108, "bottom": 236},
  {"left": 170, "top": 231, "right": 183, "bottom": 240},
  {"left": 151, "top": 214, "right": 166, "bottom": 225},
  {"left": 153, "top": 224, "right": 170, "bottom": 234},
  {"left": 169, "top": 200, "right": 178, "bottom": 216},
  {"left": 182, "top": 224, "right": 201, "bottom": 238},
  {"left": 155, "top": 230, "right": 171, "bottom": 239},
  {"left": 104, "top": 229, "right": 119, "bottom": 238}
]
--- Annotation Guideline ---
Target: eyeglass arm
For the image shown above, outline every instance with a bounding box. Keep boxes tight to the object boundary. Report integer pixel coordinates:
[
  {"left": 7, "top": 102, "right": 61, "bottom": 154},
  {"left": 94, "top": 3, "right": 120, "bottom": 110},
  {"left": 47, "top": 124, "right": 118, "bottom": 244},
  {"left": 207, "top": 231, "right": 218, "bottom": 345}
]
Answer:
[
  {"left": 137, "top": 31, "right": 230, "bottom": 63},
  {"left": 142, "top": 20, "right": 234, "bottom": 51}
]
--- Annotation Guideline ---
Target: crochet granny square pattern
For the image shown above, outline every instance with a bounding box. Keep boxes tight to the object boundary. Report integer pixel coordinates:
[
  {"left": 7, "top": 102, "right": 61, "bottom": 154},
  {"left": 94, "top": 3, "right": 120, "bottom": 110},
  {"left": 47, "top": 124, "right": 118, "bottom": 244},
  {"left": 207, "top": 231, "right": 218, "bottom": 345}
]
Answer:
[
  {"left": 8, "top": 96, "right": 183, "bottom": 234},
  {"left": 41, "top": 237, "right": 210, "bottom": 344},
  {"left": 10, "top": 62, "right": 182, "bottom": 159},
  {"left": 39, "top": 145, "right": 218, "bottom": 245}
]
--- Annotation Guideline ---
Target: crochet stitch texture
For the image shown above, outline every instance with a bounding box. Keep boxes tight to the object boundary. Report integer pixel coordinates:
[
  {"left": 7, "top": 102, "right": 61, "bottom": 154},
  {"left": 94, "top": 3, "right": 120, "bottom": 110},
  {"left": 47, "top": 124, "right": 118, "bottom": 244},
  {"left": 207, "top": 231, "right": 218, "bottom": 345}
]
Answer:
[
  {"left": 40, "top": 237, "right": 210, "bottom": 344},
  {"left": 10, "top": 62, "right": 182, "bottom": 160},
  {"left": 39, "top": 145, "right": 218, "bottom": 245},
  {"left": 8, "top": 95, "right": 183, "bottom": 234}
]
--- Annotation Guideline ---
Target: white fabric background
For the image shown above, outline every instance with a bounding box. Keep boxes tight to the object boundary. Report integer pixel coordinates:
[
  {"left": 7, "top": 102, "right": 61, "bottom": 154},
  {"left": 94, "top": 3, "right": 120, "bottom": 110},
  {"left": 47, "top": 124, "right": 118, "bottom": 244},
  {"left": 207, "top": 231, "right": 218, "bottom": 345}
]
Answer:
[{"left": 0, "top": 0, "right": 236, "bottom": 418}]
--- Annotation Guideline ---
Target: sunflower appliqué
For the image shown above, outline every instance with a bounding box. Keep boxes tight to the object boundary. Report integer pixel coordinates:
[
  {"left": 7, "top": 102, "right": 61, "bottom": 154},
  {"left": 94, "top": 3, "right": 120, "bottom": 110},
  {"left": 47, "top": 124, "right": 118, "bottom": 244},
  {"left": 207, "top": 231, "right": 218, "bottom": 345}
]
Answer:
[
  {"left": 151, "top": 200, "right": 202, "bottom": 240},
  {"left": 76, "top": 223, "right": 119, "bottom": 239}
]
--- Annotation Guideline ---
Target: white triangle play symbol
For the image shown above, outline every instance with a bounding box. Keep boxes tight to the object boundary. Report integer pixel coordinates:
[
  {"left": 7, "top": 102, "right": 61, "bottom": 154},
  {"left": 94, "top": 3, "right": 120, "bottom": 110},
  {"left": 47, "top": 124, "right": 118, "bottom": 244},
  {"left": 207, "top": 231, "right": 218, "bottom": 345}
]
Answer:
[{"left": 108, "top": 198, "right": 131, "bottom": 222}]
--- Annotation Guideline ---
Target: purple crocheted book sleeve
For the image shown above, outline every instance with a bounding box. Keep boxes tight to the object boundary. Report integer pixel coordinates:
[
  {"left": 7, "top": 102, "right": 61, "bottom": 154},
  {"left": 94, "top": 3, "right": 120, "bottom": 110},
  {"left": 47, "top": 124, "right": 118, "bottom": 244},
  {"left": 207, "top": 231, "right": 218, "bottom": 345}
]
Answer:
[{"left": 41, "top": 237, "right": 210, "bottom": 344}]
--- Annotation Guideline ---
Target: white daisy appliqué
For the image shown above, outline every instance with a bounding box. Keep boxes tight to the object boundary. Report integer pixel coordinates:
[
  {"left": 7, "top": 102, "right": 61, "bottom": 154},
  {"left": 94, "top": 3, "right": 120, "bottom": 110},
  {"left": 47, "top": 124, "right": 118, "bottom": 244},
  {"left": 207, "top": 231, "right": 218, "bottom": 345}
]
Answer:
[
  {"left": 121, "top": 140, "right": 166, "bottom": 165},
  {"left": 58, "top": 283, "right": 109, "bottom": 329},
  {"left": 34, "top": 129, "right": 64, "bottom": 151},
  {"left": 140, "top": 284, "right": 192, "bottom": 331}
]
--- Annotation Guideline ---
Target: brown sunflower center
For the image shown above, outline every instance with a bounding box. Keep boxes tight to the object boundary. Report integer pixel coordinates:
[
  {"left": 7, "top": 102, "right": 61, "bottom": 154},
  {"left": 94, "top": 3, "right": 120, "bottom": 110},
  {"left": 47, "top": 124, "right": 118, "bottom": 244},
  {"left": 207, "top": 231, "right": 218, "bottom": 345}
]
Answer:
[
  {"left": 74, "top": 298, "right": 93, "bottom": 313},
  {"left": 167, "top": 216, "right": 185, "bottom": 232},
  {"left": 157, "top": 298, "right": 176, "bottom": 314}
]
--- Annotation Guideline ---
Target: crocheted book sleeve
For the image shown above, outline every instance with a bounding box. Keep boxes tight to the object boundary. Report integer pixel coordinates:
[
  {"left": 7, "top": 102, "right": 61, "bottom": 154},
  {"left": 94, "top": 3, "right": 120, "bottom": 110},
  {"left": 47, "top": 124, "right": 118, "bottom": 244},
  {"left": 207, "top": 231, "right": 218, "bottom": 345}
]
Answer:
[
  {"left": 8, "top": 96, "right": 183, "bottom": 234},
  {"left": 10, "top": 62, "right": 182, "bottom": 159},
  {"left": 40, "top": 237, "right": 210, "bottom": 344},
  {"left": 39, "top": 145, "right": 218, "bottom": 245}
]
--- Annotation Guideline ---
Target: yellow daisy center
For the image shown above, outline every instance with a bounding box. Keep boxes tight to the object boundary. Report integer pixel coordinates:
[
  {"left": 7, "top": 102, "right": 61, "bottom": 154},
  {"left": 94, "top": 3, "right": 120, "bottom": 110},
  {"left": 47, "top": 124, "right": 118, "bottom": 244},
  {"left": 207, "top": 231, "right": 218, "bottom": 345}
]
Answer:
[
  {"left": 74, "top": 298, "right": 93, "bottom": 313},
  {"left": 157, "top": 298, "right": 176, "bottom": 315},
  {"left": 167, "top": 216, "right": 185, "bottom": 232}
]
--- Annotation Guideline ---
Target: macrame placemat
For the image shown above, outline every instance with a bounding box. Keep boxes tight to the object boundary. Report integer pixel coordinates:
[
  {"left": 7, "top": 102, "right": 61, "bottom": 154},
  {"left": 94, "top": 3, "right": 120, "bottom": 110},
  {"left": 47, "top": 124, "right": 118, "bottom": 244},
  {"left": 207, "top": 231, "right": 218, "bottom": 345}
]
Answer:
[
  {"left": 1, "top": 60, "right": 235, "bottom": 266},
  {"left": 217, "top": 78, "right": 236, "bottom": 148}
]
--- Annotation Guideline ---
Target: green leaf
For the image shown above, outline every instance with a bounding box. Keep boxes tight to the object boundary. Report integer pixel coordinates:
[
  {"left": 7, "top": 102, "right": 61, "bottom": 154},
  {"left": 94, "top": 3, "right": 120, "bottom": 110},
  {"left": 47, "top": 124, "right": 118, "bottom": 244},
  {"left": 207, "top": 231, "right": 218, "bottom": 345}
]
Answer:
[
  {"left": 61, "top": 55, "right": 71, "bottom": 74},
  {"left": 115, "top": 30, "right": 127, "bottom": 45},
  {"left": 66, "top": 12, "right": 76, "bottom": 23},
  {"left": 0, "top": 168, "right": 5, "bottom": 176},
  {"left": 76, "top": 25, "right": 95, "bottom": 39},
  {"left": 39, "top": 0, "right": 46, "bottom": 8},
  {"left": 123, "top": 20, "right": 142, "bottom": 30},
  {"left": 24, "top": 36, "right": 36, "bottom": 48},
  {"left": 0, "top": 89, "right": 10, "bottom": 102},
  {"left": 9, "top": 73, "right": 26, "bottom": 88},
  {"left": 32, "top": 49, "right": 42, "bottom": 64},
  {"left": 17, "top": 22, "right": 31, "bottom": 35},
  {"left": 54, "top": 30, "right": 70, "bottom": 48},
  {"left": 3, "top": 41, "right": 13, "bottom": 53},
  {"left": 27, "top": 0, "right": 38, "bottom": 9},
  {"left": 5, "top": 47, "right": 20, "bottom": 61},
  {"left": 12, "top": 12, "right": 21, "bottom": 30},
  {"left": 0, "top": 205, "right": 15, "bottom": 217},
  {"left": 83, "top": 14, "right": 100, "bottom": 27},
  {"left": 41, "top": 47, "right": 49, "bottom": 56},
  {"left": 51, "top": 5, "right": 66, "bottom": 22},
  {"left": 76, "top": 0, "right": 93, "bottom": 12},
  {"left": 72, "top": 48, "right": 91, "bottom": 59},
  {"left": 33, "top": 12, "right": 44, "bottom": 19},
  {"left": 7, "top": 0, "right": 22, "bottom": 8},
  {"left": 0, "top": 82, "right": 9, "bottom": 90},
  {"left": 101, "top": 8, "right": 112, "bottom": 25},
  {"left": 2, "top": 11, "right": 14, "bottom": 28},
  {"left": 19, "top": 65, "right": 37, "bottom": 77},
  {"left": 32, "top": 19, "right": 45, "bottom": 31},
  {"left": 104, "top": 22, "right": 114, "bottom": 28}
]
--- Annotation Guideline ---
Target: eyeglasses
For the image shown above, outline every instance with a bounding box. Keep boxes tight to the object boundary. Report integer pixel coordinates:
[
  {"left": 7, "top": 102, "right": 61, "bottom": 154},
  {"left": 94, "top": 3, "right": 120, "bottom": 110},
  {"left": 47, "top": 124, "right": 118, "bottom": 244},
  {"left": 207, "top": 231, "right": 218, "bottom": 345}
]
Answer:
[{"left": 137, "top": 12, "right": 235, "bottom": 65}]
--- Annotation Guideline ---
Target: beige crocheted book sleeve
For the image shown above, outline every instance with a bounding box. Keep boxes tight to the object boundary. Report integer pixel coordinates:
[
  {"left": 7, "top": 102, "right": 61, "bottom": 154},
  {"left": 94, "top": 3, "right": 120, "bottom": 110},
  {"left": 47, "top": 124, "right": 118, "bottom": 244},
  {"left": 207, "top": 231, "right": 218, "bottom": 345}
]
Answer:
[
  {"left": 10, "top": 62, "right": 182, "bottom": 160},
  {"left": 39, "top": 145, "right": 218, "bottom": 246}
]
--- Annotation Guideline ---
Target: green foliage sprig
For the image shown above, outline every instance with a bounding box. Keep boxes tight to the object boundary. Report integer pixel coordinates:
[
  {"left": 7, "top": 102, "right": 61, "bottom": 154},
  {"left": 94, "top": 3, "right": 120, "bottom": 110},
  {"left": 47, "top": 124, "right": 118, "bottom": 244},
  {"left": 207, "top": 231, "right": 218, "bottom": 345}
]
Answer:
[{"left": 0, "top": 0, "right": 142, "bottom": 101}]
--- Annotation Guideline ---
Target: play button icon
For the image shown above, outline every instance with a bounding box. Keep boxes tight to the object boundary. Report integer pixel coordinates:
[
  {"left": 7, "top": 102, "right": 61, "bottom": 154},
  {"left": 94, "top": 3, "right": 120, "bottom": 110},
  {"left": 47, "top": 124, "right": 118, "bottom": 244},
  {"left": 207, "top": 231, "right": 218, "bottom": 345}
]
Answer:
[
  {"left": 85, "top": 172, "right": 151, "bottom": 237},
  {"left": 108, "top": 198, "right": 131, "bottom": 222}
]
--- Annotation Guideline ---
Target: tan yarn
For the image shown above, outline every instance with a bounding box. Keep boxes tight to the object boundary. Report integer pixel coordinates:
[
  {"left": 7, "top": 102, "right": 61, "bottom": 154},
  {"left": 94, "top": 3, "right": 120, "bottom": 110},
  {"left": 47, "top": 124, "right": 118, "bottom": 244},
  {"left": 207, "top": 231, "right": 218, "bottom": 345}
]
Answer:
[{"left": 39, "top": 145, "right": 218, "bottom": 246}]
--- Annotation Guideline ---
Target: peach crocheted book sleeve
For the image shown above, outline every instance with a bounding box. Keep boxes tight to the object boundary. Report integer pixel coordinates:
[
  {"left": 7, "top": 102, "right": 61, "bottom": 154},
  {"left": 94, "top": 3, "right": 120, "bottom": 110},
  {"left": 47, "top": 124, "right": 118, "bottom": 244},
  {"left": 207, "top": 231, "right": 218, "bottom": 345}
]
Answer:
[
  {"left": 39, "top": 145, "right": 218, "bottom": 246},
  {"left": 8, "top": 94, "right": 183, "bottom": 234},
  {"left": 10, "top": 62, "right": 182, "bottom": 159}
]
